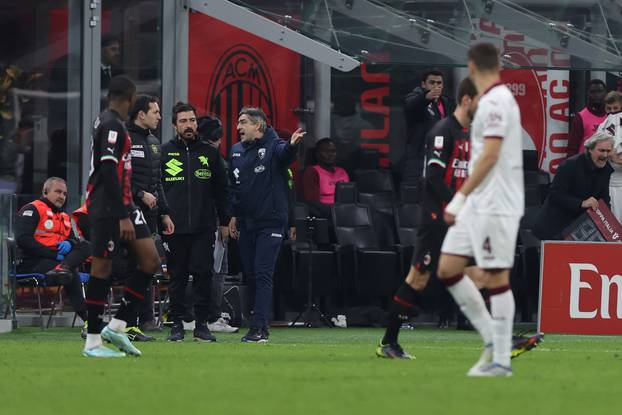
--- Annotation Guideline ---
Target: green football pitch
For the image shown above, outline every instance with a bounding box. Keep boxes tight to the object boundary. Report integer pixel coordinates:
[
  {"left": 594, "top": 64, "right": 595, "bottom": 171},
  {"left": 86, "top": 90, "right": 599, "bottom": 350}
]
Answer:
[{"left": 0, "top": 327, "right": 620, "bottom": 415}]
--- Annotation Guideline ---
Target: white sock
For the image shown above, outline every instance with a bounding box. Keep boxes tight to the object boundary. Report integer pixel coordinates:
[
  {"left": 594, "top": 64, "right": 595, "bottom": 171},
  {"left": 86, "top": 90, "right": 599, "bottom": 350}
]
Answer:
[
  {"left": 108, "top": 317, "right": 127, "bottom": 332},
  {"left": 446, "top": 276, "right": 493, "bottom": 345},
  {"left": 85, "top": 334, "right": 102, "bottom": 350},
  {"left": 490, "top": 289, "right": 515, "bottom": 367}
]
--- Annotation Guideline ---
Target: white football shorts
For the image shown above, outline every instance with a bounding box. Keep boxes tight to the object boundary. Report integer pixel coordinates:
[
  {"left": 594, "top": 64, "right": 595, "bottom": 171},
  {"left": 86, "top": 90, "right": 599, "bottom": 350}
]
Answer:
[{"left": 440, "top": 207, "right": 521, "bottom": 269}]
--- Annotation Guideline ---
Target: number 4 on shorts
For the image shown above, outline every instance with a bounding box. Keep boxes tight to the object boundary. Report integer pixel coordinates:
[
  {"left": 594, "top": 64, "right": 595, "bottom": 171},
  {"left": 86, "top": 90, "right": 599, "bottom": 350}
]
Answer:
[{"left": 483, "top": 237, "right": 492, "bottom": 254}]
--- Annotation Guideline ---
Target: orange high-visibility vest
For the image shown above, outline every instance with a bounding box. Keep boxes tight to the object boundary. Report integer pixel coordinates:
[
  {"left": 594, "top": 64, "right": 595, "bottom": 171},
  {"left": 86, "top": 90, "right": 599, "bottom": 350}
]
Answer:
[
  {"left": 72, "top": 203, "right": 88, "bottom": 238},
  {"left": 31, "top": 199, "right": 71, "bottom": 248}
]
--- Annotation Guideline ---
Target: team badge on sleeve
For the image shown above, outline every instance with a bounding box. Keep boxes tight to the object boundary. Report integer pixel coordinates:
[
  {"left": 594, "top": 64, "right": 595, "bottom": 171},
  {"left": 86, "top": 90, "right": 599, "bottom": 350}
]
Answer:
[
  {"left": 434, "top": 136, "right": 444, "bottom": 150},
  {"left": 107, "top": 130, "right": 118, "bottom": 144}
]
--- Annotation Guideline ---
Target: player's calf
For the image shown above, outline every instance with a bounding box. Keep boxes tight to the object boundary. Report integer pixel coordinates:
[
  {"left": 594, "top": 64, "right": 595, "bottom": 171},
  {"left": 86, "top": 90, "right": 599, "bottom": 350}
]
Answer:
[{"left": 379, "top": 282, "right": 422, "bottom": 349}]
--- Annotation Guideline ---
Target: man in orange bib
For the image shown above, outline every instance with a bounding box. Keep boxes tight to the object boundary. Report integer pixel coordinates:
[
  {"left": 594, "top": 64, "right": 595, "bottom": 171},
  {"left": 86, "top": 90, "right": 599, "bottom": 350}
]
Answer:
[{"left": 15, "top": 177, "right": 90, "bottom": 322}]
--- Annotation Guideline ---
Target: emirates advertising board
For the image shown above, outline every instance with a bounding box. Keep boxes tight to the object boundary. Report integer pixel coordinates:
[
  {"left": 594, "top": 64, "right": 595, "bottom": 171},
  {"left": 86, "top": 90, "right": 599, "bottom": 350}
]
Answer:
[{"left": 539, "top": 242, "right": 622, "bottom": 335}]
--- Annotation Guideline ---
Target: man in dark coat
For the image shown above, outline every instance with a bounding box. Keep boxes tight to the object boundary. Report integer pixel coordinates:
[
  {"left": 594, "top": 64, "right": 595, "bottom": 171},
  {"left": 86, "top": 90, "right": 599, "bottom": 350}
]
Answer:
[
  {"left": 534, "top": 131, "right": 614, "bottom": 240},
  {"left": 126, "top": 94, "right": 174, "bottom": 338},
  {"left": 228, "top": 107, "right": 305, "bottom": 343},
  {"left": 402, "top": 70, "right": 455, "bottom": 187},
  {"left": 161, "top": 102, "right": 229, "bottom": 343}
]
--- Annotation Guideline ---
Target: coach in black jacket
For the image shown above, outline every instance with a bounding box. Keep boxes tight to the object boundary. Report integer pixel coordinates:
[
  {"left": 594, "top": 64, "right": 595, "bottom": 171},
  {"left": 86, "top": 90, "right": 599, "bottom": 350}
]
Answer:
[
  {"left": 128, "top": 95, "right": 174, "bottom": 235},
  {"left": 534, "top": 132, "right": 614, "bottom": 240},
  {"left": 403, "top": 70, "right": 455, "bottom": 186},
  {"left": 228, "top": 107, "right": 305, "bottom": 343},
  {"left": 161, "top": 102, "right": 229, "bottom": 342},
  {"left": 126, "top": 95, "right": 173, "bottom": 335}
]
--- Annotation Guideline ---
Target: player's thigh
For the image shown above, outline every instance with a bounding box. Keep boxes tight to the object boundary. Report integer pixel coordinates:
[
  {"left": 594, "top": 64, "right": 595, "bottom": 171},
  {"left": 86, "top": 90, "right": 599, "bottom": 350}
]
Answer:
[
  {"left": 126, "top": 207, "right": 160, "bottom": 273},
  {"left": 127, "top": 236, "right": 160, "bottom": 274},
  {"left": 90, "top": 218, "right": 121, "bottom": 259},
  {"left": 468, "top": 214, "right": 520, "bottom": 270},
  {"left": 408, "top": 224, "right": 445, "bottom": 288},
  {"left": 411, "top": 224, "right": 446, "bottom": 272},
  {"left": 439, "top": 219, "right": 473, "bottom": 278}
]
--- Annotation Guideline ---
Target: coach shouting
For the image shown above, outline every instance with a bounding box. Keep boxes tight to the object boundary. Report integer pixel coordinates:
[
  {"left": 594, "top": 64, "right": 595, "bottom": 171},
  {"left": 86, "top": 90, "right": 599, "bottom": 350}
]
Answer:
[{"left": 228, "top": 107, "right": 305, "bottom": 343}]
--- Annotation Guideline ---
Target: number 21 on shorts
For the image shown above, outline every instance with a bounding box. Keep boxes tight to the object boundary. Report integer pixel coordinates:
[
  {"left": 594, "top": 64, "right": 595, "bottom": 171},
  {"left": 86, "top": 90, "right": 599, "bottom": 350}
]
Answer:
[{"left": 132, "top": 208, "right": 146, "bottom": 225}]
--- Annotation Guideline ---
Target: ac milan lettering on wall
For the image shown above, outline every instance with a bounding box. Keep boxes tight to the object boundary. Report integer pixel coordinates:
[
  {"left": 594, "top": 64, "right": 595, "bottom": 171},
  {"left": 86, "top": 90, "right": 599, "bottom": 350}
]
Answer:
[
  {"left": 207, "top": 44, "right": 277, "bottom": 153},
  {"left": 189, "top": 13, "right": 301, "bottom": 157},
  {"left": 360, "top": 63, "right": 390, "bottom": 167},
  {"left": 476, "top": 17, "right": 571, "bottom": 175}
]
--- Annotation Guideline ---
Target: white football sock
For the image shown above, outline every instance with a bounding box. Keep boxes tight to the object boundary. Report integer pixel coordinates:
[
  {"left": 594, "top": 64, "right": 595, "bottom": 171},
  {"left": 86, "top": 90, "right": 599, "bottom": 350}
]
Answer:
[
  {"left": 85, "top": 334, "right": 102, "bottom": 350},
  {"left": 446, "top": 276, "right": 493, "bottom": 345},
  {"left": 108, "top": 317, "right": 127, "bottom": 332},
  {"left": 490, "top": 289, "right": 515, "bottom": 367}
]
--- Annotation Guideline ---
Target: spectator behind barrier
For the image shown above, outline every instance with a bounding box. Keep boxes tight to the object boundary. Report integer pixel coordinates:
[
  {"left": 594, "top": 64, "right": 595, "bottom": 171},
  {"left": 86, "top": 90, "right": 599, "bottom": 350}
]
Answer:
[
  {"left": 604, "top": 91, "right": 622, "bottom": 114},
  {"left": 402, "top": 69, "right": 455, "bottom": 187},
  {"left": 567, "top": 79, "right": 607, "bottom": 157},
  {"left": 534, "top": 132, "right": 614, "bottom": 240},
  {"left": 597, "top": 91, "right": 622, "bottom": 224},
  {"left": 15, "top": 176, "right": 89, "bottom": 323},
  {"left": 302, "top": 137, "right": 350, "bottom": 219}
]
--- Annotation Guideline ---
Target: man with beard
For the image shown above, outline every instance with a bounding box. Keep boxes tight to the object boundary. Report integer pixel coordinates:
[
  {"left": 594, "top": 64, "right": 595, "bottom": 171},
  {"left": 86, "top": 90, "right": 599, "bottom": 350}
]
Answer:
[{"left": 161, "top": 102, "right": 229, "bottom": 342}]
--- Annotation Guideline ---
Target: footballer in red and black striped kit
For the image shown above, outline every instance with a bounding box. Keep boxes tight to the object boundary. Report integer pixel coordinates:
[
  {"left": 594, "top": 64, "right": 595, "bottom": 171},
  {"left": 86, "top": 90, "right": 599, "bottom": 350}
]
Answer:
[
  {"left": 376, "top": 77, "right": 479, "bottom": 359},
  {"left": 86, "top": 102, "right": 151, "bottom": 259},
  {"left": 82, "top": 75, "right": 161, "bottom": 359},
  {"left": 86, "top": 107, "right": 133, "bottom": 220}
]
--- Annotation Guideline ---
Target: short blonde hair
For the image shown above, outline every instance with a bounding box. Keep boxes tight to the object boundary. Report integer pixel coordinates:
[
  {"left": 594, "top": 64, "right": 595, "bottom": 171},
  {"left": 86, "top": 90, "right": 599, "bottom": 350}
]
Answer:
[
  {"left": 605, "top": 90, "right": 622, "bottom": 105},
  {"left": 584, "top": 131, "right": 614, "bottom": 150}
]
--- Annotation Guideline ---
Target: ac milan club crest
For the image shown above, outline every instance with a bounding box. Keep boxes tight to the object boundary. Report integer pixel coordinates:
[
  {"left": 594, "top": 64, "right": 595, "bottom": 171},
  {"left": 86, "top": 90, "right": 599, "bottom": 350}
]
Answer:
[{"left": 206, "top": 44, "right": 277, "bottom": 156}]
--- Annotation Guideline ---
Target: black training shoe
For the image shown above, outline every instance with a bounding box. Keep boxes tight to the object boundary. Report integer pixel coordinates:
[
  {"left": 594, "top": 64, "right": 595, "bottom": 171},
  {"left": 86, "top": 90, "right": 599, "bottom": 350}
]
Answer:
[
  {"left": 241, "top": 327, "right": 268, "bottom": 343},
  {"left": 139, "top": 320, "right": 162, "bottom": 332},
  {"left": 167, "top": 321, "right": 185, "bottom": 342},
  {"left": 193, "top": 323, "right": 217, "bottom": 342},
  {"left": 126, "top": 326, "right": 156, "bottom": 342},
  {"left": 376, "top": 343, "right": 414, "bottom": 359},
  {"left": 45, "top": 264, "right": 74, "bottom": 285}
]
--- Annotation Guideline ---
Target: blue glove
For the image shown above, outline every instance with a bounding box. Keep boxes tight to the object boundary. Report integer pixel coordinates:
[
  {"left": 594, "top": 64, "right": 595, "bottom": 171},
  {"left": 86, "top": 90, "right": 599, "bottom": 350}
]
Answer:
[
  {"left": 56, "top": 253, "right": 65, "bottom": 261},
  {"left": 57, "top": 241, "right": 72, "bottom": 255}
]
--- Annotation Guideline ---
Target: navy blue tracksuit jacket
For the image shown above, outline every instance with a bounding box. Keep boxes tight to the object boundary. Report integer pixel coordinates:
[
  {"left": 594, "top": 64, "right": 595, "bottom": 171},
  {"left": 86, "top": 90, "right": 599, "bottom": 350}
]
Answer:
[
  {"left": 228, "top": 127, "right": 297, "bottom": 230},
  {"left": 228, "top": 127, "right": 298, "bottom": 330}
]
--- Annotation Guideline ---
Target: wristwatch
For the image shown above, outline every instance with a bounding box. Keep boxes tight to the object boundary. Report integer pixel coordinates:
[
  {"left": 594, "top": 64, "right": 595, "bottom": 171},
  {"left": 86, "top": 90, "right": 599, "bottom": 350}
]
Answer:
[{"left": 137, "top": 190, "right": 145, "bottom": 199}]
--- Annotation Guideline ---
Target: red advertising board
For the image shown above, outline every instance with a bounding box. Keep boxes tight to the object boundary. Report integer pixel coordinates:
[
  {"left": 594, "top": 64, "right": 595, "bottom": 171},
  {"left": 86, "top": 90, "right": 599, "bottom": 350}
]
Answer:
[
  {"left": 586, "top": 200, "right": 622, "bottom": 242},
  {"left": 188, "top": 13, "right": 301, "bottom": 156},
  {"left": 539, "top": 241, "right": 622, "bottom": 335}
]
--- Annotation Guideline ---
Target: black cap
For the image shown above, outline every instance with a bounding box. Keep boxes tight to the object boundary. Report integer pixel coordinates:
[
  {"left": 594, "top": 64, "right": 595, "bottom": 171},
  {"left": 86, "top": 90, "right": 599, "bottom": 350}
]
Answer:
[{"left": 198, "top": 115, "right": 223, "bottom": 142}]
